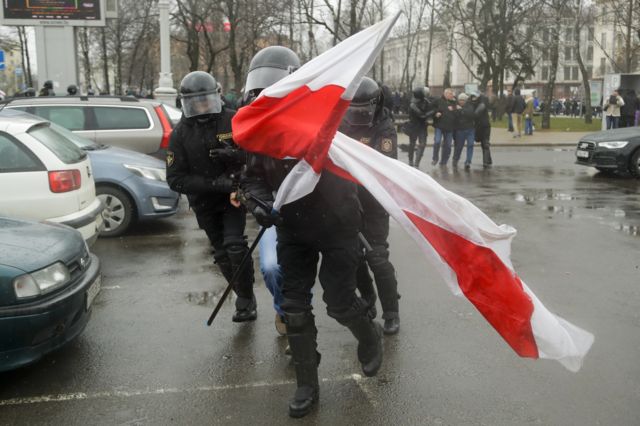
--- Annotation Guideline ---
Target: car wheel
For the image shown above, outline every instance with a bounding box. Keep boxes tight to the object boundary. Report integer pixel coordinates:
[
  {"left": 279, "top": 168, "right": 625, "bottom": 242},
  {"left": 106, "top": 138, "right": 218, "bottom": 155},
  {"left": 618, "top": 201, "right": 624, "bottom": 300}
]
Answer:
[
  {"left": 629, "top": 149, "right": 640, "bottom": 178},
  {"left": 96, "top": 186, "right": 134, "bottom": 237}
]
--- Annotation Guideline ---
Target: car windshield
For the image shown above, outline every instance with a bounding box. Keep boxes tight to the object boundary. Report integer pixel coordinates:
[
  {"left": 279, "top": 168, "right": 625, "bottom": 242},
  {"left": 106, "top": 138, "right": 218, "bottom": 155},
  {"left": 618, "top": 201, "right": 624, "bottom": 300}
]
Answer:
[
  {"left": 28, "top": 124, "right": 87, "bottom": 164},
  {"left": 48, "top": 122, "right": 101, "bottom": 150}
]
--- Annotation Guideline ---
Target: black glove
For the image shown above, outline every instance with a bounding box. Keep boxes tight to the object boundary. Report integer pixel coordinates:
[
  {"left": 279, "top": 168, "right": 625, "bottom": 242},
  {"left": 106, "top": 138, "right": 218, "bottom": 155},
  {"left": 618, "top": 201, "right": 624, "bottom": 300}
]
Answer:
[
  {"left": 209, "top": 148, "right": 246, "bottom": 164},
  {"left": 211, "top": 176, "right": 237, "bottom": 193},
  {"left": 251, "top": 204, "right": 282, "bottom": 228}
]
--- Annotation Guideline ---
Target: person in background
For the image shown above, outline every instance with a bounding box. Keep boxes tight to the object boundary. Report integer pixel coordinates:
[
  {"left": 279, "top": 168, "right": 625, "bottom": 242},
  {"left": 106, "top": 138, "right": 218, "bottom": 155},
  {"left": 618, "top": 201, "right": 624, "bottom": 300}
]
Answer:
[
  {"left": 470, "top": 91, "right": 493, "bottom": 169},
  {"left": 512, "top": 88, "right": 526, "bottom": 138},
  {"left": 524, "top": 94, "right": 535, "bottom": 136},
  {"left": 603, "top": 89, "right": 625, "bottom": 130},
  {"left": 38, "top": 80, "right": 55, "bottom": 97},
  {"left": 452, "top": 93, "right": 476, "bottom": 170},
  {"left": 505, "top": 88, "right": 514, "bottom": 131},
  {"left": 406, "top": 86, "right": 432, "bottom": 168},
  {"left": 431, "top": 88, "right": 457, "bottom": 166}
]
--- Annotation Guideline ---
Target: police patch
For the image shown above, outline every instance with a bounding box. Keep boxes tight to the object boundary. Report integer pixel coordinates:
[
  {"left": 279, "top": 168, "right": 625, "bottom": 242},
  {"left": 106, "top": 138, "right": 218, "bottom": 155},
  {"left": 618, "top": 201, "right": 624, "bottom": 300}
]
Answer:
[
  {"left": 381, "top": 138, "right": 393, "bottom": 153},
  {"left": 217, "top": 132, "right": 233, "bottom": 141},
  {"left": 166, "top": 150, "right": 175, "bottom": 167},
  {"left": 360, "top": 137, "right": 371, "bottom": 145}
]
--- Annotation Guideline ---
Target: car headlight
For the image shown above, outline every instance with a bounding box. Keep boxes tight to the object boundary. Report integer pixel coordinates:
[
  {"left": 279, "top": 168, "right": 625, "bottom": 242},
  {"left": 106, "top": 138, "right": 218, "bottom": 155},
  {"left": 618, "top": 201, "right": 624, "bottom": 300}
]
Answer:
[
  {"left": 13, "top": 262, "right": 71, "bottom": 299},
  {"left": 124, "top": 164, "right": 167, "bottom": 182},
  {"left": 598, "top": 141, "right": 628, "bottom": 149}
]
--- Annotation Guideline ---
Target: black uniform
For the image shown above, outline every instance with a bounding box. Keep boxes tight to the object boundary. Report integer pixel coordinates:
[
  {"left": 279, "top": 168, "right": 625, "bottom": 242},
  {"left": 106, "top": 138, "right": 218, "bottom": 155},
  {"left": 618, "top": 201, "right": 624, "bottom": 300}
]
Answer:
[
  {"left": 166, "top": 108, "right": 255, "bottom": 312},
  {"left": 472, "top": 94, "right": 493, "bottom": 167},
  {"left": 342, "top": 108, "right": 400, "bottom": 324},
  {"left": 406, "top": 91, "right": 432, "bottom": 167}
]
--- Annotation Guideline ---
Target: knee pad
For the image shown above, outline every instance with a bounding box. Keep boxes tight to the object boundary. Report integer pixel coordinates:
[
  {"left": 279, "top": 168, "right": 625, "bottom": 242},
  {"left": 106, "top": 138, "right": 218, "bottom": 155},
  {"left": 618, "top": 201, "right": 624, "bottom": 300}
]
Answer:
[{"left": 327, "top": 297, "right": 369, "bottom": 326}]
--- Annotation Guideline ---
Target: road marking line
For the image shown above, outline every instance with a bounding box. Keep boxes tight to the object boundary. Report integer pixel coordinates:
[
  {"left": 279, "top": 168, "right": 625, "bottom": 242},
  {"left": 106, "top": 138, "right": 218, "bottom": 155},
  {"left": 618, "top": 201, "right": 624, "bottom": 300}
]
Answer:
[{"left": 0, "top": 374, "right": 368, "bottom": 406}]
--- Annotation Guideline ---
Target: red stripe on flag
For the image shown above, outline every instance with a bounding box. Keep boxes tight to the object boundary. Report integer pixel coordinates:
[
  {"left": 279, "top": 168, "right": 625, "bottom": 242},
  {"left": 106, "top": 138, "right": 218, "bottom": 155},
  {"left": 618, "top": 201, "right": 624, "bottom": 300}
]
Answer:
[
  {"left": 232, "top": 85, "right": 350, "bottom": 172},
  {"left": 404, "top": 210, "right": 539, "bottom": 358}
]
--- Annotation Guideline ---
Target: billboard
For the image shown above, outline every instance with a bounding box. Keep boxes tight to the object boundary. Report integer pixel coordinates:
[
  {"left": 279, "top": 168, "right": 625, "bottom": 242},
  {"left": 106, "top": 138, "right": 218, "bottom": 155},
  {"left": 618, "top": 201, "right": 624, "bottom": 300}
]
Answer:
[{"left": 1, "top": 0, "right": 105, "bottom": 26}]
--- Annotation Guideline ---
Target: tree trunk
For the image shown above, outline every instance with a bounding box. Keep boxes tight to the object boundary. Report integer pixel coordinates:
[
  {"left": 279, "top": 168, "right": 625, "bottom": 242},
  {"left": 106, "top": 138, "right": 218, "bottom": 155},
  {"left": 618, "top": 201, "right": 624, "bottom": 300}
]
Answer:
[
  {"left": 542, "top": 13, "right": 561, "bottom": 130},
  {"left": 575, "top": 1, "right": 592, "bottom": 124},
  {"left": 101, "top": 27, "right": 111, "bottom": 94},
  {"left": 624, "top": 0, "right": 633, "bottom": 72},
  {"left": 80, "top": 28, "right": 92, "bottom": 93},
  {"left": 424, "top": 2, "right": 435, "bottom": 86}
]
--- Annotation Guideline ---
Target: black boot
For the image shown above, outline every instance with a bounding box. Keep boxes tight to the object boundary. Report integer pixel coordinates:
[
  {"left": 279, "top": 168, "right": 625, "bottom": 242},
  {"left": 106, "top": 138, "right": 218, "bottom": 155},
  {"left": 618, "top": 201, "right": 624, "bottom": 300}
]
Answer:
[
  {"left": 415, "top": 145, "right": 425, "bottom": 168},
  {"left": 232, "top": 294, "right": 257, "bottom": 322},
  {"left": 344, "top": 315, "right": 383, "bottom": 377},
  {"left": 285, "top": 312, "right": 320, "bottom": 418},
  {"left": 382, "top": 312, "right": 400, "bottom": 335}
]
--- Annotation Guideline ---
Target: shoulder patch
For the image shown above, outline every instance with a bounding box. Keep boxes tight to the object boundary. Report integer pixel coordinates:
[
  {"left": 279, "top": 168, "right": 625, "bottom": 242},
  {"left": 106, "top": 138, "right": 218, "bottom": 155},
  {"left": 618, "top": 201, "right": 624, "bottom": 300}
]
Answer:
[
  {"left": 166, "top": 150, "right": 175, "bottom": 167},
  {"left": 217, "top": 132, "right": 233, "bottom": 141},
  {"left": 360, "top": 137, "right": 371, "bottom": 145},
  {"left": 381, "top": 138, "right": 393, "bottom": 153}
]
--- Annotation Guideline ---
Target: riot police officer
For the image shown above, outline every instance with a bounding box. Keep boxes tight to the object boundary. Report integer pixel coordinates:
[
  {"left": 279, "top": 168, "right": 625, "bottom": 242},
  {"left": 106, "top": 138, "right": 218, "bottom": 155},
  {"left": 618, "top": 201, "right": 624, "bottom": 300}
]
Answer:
[
  {"left": 39, "top": 80, "right": 55, "bottom": 97},
  {"left": 166, "top": 71, "right": 256, "bottom": 322},
  {"left": 67, "top": 84, "right": 78, "bottom": 96},
  {"left": 406, "top": 86, "right": 432, "bottom": 167},
  {"left": 470, "top": 91, "right": 493, "bottom": 168},
  {"left": 238, "top": 49, "right": 383, "bottom": 419},
  {"left": 339, "top": 76, "right": 401, "bottom": 335}
]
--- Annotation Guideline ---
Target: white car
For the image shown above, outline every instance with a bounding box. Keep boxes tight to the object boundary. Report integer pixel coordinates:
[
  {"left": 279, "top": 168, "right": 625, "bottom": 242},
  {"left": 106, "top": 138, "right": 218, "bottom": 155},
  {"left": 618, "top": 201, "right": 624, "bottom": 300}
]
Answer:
[{"left": 0, "top": 109, "right": 103, "bottom": 245}]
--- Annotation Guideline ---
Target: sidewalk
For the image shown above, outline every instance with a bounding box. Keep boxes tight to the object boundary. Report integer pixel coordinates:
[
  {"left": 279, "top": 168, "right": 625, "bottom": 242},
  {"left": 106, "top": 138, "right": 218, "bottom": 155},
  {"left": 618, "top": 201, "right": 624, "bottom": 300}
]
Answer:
[{"left": 398, "top": 128, "right": 589, "bottom": 147}]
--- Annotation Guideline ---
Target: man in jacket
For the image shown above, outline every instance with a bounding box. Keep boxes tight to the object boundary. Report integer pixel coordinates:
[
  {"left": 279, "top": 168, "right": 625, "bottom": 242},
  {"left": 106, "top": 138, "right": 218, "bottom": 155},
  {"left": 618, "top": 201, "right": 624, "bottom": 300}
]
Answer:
[
  {"left": 431, "top": 88, "right": 457, "bottom": 166},
  {"left": 603, "top": 89, "right": 625, "bottom": 129},
  {"left": 452, "top": 93, "right": 476, "bottom": 170},
  {"left": 406, "top": 86, "right": 432, "bottom": 167},
  {"left": 470, "top": 91, "right": 493, "bottom": 168},
  {"left": 512, "top": 88, "right": 526, "bottom": 138},
  {"left": 166, "top": 71, "right": 257, "bottom": 323}
]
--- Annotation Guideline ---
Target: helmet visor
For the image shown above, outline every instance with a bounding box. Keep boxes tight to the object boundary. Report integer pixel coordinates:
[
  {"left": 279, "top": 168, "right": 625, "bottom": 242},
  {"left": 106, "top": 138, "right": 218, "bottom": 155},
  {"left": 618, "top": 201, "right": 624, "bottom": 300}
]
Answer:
[
  {"left": 342, "top": 102, "right": 376, "bottom": 126},
  {"left": 181, "top": 92, "right": 222, "bottom": 118},
  {"left": 245, "top": 67, "right": 292, "bottom": 92}
]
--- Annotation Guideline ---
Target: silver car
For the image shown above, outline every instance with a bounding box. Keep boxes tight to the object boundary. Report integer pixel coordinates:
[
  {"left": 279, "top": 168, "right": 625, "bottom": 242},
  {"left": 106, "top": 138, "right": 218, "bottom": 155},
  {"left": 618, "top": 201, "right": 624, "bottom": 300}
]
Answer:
[{"left": 6, "top": 96, "right": 179, "bottom": 158}]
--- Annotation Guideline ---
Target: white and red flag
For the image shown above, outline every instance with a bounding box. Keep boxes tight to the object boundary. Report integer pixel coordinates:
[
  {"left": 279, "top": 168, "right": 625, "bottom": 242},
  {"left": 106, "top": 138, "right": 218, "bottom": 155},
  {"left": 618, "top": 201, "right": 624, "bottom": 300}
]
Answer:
[{"left": 232, "top": 15, "right": 594, "bottom": 372}]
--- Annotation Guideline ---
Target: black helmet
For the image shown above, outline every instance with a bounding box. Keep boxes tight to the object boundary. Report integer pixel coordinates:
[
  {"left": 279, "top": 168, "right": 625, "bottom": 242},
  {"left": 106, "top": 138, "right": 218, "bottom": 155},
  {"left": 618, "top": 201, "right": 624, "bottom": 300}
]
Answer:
[
  {"left": 412, "top": 86, "right": 425, "bottom": 99},
  {"left": 44, "top": 80, "right": 53, "bottom": 90},
  {"left": 245, "top": 46, "right": 300, "bottom": 94},
  {"left": 67, "top": 84, "right": 78, "bottom": 95},
  {"left": 179, "top": 71, "right": 223, "bottom": 118},
  {"left": 342, "top": 77, "right": 381, "bottom": 127}
]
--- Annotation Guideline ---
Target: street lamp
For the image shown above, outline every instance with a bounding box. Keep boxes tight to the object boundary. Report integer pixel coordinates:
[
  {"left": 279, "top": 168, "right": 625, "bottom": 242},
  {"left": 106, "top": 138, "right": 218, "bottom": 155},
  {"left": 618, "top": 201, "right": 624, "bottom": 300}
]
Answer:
[{"left": 154, "top": 0, "right": 177, "bottom": 104}]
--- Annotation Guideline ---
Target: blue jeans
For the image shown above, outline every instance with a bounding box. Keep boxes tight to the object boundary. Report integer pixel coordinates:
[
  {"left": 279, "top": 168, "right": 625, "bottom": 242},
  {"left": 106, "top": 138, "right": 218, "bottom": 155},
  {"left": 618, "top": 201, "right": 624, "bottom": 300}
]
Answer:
[
  {"left": 606, "top": 115, "right": 619, "bottom": 129},
  {"left": 524, "top": 117, "right": 533, "bottom": 135},
  {"left": 259, "top": 226, "right": 283, "bottom": 316},
  {"left": 432, "top": 128, "right": 454, "bottom": 165},
  {"left": 453, "top": 128, "right": 475, "bottom": 165},
  {"left": 507, "top": 113, "right": 514, "bottom": 131}
]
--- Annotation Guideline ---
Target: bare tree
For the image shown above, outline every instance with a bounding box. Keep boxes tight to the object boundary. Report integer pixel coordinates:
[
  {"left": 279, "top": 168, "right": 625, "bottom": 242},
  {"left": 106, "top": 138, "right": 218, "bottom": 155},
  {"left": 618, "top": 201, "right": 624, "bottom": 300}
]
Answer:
[{"left": 574, "top": 0, "right": 595, "bottom": 124}]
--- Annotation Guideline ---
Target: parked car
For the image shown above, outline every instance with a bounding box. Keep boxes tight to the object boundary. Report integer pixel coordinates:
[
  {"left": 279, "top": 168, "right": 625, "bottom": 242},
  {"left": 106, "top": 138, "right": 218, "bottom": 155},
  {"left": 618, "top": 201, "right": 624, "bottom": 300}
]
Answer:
[
  {"left": 575, "top": 127, "right": 640, "bottom": 178},
  {"left": 4, "top": 95, "right": 176, "bottom": 158},
  {"left": 0, "top": 217, "right": 101, "bottom": 373},
  {"left": 50, "top": 123, "right": 180, "bottom": 237},
  {"left": 0, "top": 109, "right": 103, "bottom": 245}
]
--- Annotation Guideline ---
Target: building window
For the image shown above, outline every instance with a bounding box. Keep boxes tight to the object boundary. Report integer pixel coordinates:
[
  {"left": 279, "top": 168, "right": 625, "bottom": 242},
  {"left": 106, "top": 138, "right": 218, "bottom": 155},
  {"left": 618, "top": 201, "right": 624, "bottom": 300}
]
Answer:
[
  {"left": 587, "top": 46, "right": 593, "bottom": 60},
  {"left": 564, "top": 66, "right": 571, "bottom": 80},
  {"left": 588, "top": 27, "right": 594, "bottom": 41},
  {"left": 586, "top": 66, "right": 593, "bottom": 78},
  {"left": 542, "top": 66, "right": 549, "bottom": 80},
  {"left": 565, "top": 46, "right": 572, "bottom": 61},
  {"left": 599, "top": 58, "right": 606, "bottom": 76},
  {"left": 565, "top": 28, "right": 573, "bottom": 41},
  {"left": 572, "top": 66, "right": 579, "bottom": 80},
  {"left": 542, "top": 48, "right": 549, "bottom": 61},
  {"left": 601, "top": 33, "right": 607, "bottom": 49}
]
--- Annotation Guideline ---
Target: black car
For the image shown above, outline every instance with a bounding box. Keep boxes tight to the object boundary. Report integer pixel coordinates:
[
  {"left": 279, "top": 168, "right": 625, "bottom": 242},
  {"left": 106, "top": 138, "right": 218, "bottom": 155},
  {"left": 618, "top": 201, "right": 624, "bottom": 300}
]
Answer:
[{"left": 575, "top": 127, "right": 640, "bottom": 177}]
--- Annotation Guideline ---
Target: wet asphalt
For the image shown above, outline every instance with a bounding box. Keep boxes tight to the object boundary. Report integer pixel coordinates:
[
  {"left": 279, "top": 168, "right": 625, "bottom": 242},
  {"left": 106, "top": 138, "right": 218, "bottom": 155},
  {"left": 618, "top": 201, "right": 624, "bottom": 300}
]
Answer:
[{"left": 1, "top": 147, "right": 639, "bottom": 425}]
